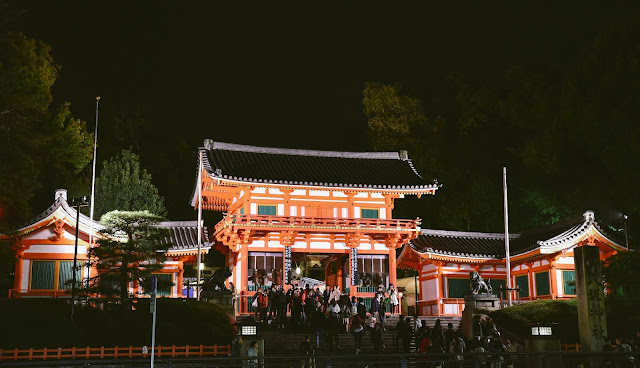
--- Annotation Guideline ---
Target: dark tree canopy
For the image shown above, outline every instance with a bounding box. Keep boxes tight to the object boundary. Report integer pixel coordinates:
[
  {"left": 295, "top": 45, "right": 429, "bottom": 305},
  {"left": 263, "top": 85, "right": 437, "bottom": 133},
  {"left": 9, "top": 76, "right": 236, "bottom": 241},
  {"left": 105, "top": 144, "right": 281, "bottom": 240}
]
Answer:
[
  {"left": 94, "top": 149, "right": 167, "bottom": 220},
  {"left": 87, "top": 210, "right": 171, "bottom": 308},
  {"left": 0, "top": 32, "right": 93, "bottom": 227}
]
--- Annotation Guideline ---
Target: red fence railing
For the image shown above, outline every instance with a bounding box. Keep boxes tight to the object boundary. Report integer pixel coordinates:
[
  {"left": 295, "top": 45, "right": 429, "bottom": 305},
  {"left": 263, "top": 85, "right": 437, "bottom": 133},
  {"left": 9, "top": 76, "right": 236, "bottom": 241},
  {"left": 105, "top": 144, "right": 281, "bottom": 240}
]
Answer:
[
  {"left": 0, "top": 344, "right": 230, "bottom": 361},
  {"left": 216, "top": 214, "right": 421, "bottom": 233}
]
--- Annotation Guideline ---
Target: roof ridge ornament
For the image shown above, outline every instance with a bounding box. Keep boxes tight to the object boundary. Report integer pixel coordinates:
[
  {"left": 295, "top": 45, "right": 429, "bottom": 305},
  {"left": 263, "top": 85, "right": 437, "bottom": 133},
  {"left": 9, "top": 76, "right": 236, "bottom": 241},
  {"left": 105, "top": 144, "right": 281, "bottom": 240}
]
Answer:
[
  {"left": 583, "top": 210, "right": 595, "bottom": 222},
  {"left": 204, "top": 139, "right": 214, "bottom": 150}
]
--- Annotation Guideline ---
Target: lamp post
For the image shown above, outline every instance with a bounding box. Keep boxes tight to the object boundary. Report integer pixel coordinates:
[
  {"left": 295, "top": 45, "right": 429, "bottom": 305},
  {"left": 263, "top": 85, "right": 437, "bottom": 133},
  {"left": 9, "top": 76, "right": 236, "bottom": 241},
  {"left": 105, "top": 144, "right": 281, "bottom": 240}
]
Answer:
[
  {"left": 621, "top": 214, "right": 629, "bottom": 249},
  {"left": 70, "top": 196, "right": 90, "bottom": 321}
]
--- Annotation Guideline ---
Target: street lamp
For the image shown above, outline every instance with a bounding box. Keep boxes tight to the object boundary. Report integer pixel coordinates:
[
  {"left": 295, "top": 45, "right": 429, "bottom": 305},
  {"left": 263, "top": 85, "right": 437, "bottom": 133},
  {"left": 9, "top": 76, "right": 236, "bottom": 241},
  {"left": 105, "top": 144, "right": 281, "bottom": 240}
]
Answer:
[
  {"left": 623, "top": 214, "right": 629, "bottom": 249},
  {"left": 70, "top": 196, "right": 90, "bottom": 321}
]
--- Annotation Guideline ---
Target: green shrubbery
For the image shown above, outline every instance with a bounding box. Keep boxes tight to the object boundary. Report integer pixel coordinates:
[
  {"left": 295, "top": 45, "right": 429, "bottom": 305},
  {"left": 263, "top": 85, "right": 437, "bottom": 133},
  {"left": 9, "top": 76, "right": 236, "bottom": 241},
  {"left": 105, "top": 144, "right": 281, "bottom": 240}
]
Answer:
[
  {"left": 488, "top": 299, "right": 579, "bottom": 343},
  {"left": 0, "top": 299, "right": 234, "bottom": 349}
]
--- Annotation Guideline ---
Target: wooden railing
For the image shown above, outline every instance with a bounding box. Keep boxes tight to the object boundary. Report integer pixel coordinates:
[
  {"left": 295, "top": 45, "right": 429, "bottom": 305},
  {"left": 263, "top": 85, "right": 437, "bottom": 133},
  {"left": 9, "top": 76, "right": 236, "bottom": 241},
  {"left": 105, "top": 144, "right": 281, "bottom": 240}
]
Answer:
[
  {"left": 0, "top": 344, "right": 230, "bottom": 361},
  {"left": 217, "top": 214, "right": 420, "bottom": 233},
  {"left": 561, "top": 343, "right": 581, "bottom": 351}
]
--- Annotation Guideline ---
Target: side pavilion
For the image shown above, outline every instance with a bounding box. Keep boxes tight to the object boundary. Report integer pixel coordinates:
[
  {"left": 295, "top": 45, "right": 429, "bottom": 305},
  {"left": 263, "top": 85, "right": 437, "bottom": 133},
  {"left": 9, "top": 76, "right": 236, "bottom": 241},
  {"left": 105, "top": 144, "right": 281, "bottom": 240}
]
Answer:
[
  {"left": 191, "top": 140, "right": 439, "bottom": 314},
  {"left": 398, "top": 210, "right": 626, "bottom": 316},
  {"left": 3, "top": 189, "right": 210, "bottom": 299}
]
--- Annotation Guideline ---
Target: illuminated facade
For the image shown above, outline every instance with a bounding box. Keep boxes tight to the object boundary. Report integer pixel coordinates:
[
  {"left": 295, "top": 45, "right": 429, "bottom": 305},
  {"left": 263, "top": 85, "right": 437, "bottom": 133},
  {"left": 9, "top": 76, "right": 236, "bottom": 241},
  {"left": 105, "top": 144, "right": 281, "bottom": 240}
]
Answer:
[
  {"left": 398, "top": 211, "right": 626, "bottom": 316},
  {"left": 4, "top": 189, "right": 210, "bottom": 299},
  {"left": 191, "top": 140, "right": 439, "bottom": 314}
]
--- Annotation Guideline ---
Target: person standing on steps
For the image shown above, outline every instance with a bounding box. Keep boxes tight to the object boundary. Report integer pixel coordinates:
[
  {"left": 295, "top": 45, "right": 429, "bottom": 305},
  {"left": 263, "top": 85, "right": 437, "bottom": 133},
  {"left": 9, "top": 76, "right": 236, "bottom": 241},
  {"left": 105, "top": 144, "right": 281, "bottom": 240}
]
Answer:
[
  {"left": 378, "top": 294, "right": 387, "bottom": 331},
  {"left": 388, "top": 284, "right": 399, "bottom": 316}
]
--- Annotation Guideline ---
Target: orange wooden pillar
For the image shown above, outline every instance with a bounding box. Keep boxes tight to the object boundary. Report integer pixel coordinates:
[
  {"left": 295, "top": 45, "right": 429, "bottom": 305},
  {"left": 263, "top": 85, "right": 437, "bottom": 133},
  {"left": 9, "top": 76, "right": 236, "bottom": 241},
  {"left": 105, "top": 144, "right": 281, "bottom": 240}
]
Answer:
[
  {"left": 14, "top": 254, "right": 23, "bottom": 291},
  {"left": 549, "top": 261, "right": 558, "bottom": 299},
  {"left": 336, "top": 257, "right": 343, "bottom": 290},
  {"left": 389, "top": 248, "right": 397, "bottom": 289},
  {"left": 177, "top": 261, "right": 184, "bottom": 298}
]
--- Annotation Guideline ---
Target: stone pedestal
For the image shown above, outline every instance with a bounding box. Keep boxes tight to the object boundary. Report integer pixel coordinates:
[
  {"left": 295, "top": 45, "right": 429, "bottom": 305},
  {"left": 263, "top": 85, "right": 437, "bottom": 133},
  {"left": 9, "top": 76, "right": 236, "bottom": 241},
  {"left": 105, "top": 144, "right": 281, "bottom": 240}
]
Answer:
[
  {"left": 461, "top": 294, "right": 500, "bottom": 341},
  {"left": 203, "top": 294, "right": 235, "bottom": 316},
  {"left": 575, "top": 246, "right": 607, "bottom": 354}
]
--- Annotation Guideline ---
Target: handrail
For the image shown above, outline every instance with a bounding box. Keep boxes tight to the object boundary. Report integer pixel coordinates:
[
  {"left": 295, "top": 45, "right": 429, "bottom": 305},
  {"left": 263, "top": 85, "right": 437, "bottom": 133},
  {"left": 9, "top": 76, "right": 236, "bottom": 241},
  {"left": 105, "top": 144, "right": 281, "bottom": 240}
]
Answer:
[
  {"left": 0, "top": 344, "right": 231, "bottom": 361},
  {"left": 216, "top": 214, "right": 420, "bottom": 233}
]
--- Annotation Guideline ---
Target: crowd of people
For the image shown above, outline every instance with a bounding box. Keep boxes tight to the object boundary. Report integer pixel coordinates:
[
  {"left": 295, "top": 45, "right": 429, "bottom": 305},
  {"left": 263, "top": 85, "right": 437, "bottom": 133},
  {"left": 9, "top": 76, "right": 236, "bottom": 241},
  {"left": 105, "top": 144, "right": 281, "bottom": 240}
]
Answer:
[{"left": 233, "top": 283, "right": 640, "bottom": 368}]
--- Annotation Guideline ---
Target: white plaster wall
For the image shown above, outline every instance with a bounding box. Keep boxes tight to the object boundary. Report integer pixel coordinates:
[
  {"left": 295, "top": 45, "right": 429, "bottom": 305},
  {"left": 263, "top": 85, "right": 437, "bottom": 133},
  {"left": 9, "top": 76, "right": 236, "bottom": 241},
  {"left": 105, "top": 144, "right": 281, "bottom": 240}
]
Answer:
[
  {"left": 556, "top": 256, "right": 574, "bottom": 265},
  {"left": 353, "top": 207, "right": 360, "bottom": 218},
  {"left": 556, "top": 269, "right": 564, "bottom": 298},
  {"left": 373, "top": 243, "right": 388, "bottom": 251},
  {"left": 252, "top": 188, "right": 266, "bottom": 194},
  {"left": 333, "top": 208, "right": 338, "bottom": 218},
  {"left": 292, "top": 189, "right": 306, "bottom": 196},
  {"left": 269, "top": 188, "right": 283, "bottom": 195},
  {"left": 371, "top": 193, "right": 384, "bottom": 199},
  {"left": 309, "top": 190, "right": 330, "bottom": 197},
  {"left": 354, "top": 193, "right": 368, "bottom": 198},
  {"left": 290, "top": 206, "right": 297, "bottom": 216},
  {"left": 301, "top": 207, "right": 305, "bottom": 217},
  {"left": 26, "top": 244, "right": 84, "bottom": 255},
  {"left": 341, "top": 208, "right": 348, "bottom": 218},
  {"left": 278, "top": 204, "right": 284, "bottom": 215},
  {"left": 292, "top": 241, "right": 307, "bottom": 249},
  {"left": 250, "top": 240, "right": 265, "bottom": 248},
  {"left": 541, "top": 260, "right": 549, "bottom": 265},
  {"left": 268, "top": 241, "right": 283, "bottom": 249},
  {"left": 357, "top": 242, "right": 372, "bottom": 251},
  {"left": 423, "top": 279, "right": 439, "bottom": 299},
  {"left": 444, "top": 304, "right": 460, "bottom": 315},
  {"left": 496, "top": 267, "right": 507, "bottom": 272},
  {"left": 333, "top": 192, "right": 347, "bottom": 198},
  {"left": 333, "top": 242, "right": 348, "bottom": 250},
  {"left": 235, "top": 259, "right": 241, "bottom": 287},
  {"left": 380, "top": 208, "right": 387, "bottom": 219},
  {"left": 460, "top": 264, "right": 473, "bottom": 271},
  {"left": 310, "top": 242, "right": 331, "bottom": 249},
  {"left": 482, "top": 265, "right": 493, "bottom": 271},
  {"left": 20, "top": 259, "right": 30, "bottom": 289},
  {"left": 250, "top": 203, "right": 257, "bottom": 214},
  {"left": 533, "top": 261, "right": 540, "bottom": 268},
  {"left": 422, "top": 263, "right": 437, "bottom": 272}
]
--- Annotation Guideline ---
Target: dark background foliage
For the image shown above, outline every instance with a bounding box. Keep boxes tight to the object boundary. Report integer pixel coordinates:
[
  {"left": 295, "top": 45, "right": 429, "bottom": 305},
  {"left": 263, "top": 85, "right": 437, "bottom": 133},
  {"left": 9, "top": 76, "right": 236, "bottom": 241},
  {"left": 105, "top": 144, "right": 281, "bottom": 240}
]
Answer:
[{"left": 0, "top": 2, "right": 638, "bottom": 245}]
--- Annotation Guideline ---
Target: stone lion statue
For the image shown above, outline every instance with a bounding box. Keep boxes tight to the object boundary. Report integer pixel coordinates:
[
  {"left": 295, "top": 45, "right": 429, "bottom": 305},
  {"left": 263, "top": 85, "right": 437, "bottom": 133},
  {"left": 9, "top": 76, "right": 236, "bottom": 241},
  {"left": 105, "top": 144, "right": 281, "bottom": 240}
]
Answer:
[
  {"left": 469, "top": 271, "right": 493, "bottom": 295},
  {"left": 202, "top": 267, "right": 232, "bottom": 294}
]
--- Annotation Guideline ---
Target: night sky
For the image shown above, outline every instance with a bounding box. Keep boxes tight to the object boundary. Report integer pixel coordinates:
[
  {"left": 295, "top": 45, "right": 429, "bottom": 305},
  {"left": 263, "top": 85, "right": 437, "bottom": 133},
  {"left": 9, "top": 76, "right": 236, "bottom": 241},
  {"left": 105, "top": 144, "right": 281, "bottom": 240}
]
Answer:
[{"left": 7, "top": 1, "right": 640, "bottom": 222}]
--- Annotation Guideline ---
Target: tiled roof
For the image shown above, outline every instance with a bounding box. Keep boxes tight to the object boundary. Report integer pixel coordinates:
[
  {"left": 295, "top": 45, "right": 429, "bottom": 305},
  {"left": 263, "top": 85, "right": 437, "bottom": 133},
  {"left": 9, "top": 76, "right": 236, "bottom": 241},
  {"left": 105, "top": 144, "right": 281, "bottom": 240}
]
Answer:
[
  {"left": 410, "top": 211, "right": 622, "bottom": 259},
  {"left": 199, "top": 140, "right": 439, "bottom": 191},
  {"left": 158, "top": 221, "right": 210, "bottom": 252}
]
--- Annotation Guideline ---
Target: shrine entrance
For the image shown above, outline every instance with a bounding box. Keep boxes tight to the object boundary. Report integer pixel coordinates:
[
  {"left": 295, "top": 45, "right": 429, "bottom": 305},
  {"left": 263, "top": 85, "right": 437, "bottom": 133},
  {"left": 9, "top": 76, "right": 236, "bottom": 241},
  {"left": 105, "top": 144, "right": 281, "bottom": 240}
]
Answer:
[{"left": 290, "top": 253, "right": 338, "bottom": 290}]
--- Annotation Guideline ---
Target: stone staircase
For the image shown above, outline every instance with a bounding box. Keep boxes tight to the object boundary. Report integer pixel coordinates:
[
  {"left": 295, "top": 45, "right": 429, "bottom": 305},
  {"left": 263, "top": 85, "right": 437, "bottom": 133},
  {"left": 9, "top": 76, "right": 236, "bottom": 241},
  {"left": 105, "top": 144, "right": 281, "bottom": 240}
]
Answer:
[{"left": 241, "top": 314, "right": 462, "bottom": 356}]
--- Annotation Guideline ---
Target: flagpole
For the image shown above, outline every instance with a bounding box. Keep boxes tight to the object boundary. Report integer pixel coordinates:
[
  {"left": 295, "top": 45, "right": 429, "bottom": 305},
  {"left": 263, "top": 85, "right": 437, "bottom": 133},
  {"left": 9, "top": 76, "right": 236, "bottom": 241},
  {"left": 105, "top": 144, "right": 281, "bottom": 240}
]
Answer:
[
  {"left": 197, "top": 151, "right": 203, "bottom": 301},
  {"left": 503, "top": 167, "right": 512, "bottom": 307},
  {"left": 88, "top": 96, "right": 100, "bottom": 291}
]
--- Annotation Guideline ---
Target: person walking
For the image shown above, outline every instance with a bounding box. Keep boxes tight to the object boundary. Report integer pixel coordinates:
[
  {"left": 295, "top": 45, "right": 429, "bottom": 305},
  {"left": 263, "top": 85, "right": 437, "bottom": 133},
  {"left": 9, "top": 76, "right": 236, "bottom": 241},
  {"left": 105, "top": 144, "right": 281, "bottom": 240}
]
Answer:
[
  {"left": 247, "top": 341, "right": 259, "bottom": 368},
  {"left": 371, "top": 293, "right": 380, "bottom": 321},
  {"left": 257, "top": 289, "right": 268, "bottom": 325},
  {"left": 352, "top": 312, "right": 365, "bottom": 354},
  {"left": 396, "top": 315, "right": 412, "bottom": 354},
  {"left": 299, "top": 336, "right": 314, "bottom": 368},
  {"left": 371, "top": 322, "right": 385, "bottom": 352},
  {"left": 311, "top": 302, "right": 326, "bottom": 350},
  {"left": 326, "top": 311, "right": 342, "bottom": 352}
]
